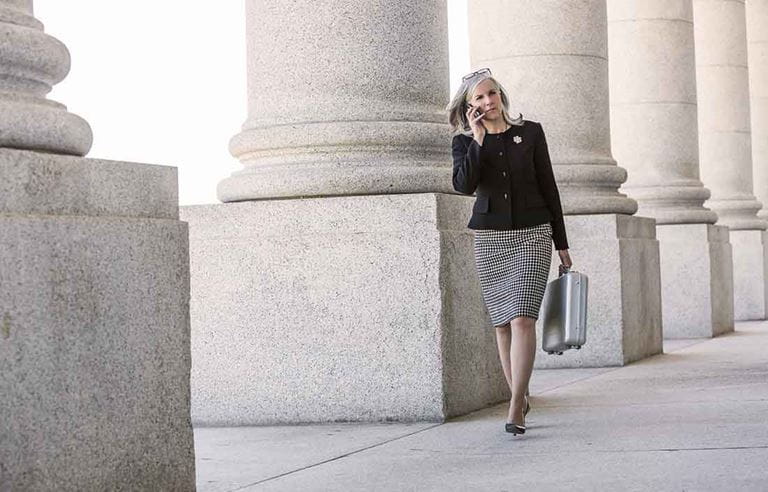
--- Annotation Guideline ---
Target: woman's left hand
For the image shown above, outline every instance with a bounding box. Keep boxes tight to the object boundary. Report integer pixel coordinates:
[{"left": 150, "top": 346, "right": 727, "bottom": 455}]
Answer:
[{"left": 557, "top": 249, "right": 572, "bottom": 269}]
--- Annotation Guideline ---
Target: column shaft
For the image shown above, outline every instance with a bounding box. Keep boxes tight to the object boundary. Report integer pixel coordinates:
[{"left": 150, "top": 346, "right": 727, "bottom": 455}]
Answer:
[
  {"left": 468, "top": 0, "right": 637, "bottom": 215},
  {"left": 218, "top": 0, "right": 452, "bottom": 202},
  {"left": 608, "top": 0, "right": 717, "bottom": 224},
  {"left": 694, "top": 0, "right": 765, "bottom": 229},
  {"left": 747, "top": 0, "right": 768, "bottom": 219}
]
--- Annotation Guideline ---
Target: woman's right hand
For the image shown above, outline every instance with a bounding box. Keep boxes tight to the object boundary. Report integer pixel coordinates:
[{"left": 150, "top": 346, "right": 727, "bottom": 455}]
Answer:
[{"left": 466, "top": 104, "right": 486, "bottom": 144}]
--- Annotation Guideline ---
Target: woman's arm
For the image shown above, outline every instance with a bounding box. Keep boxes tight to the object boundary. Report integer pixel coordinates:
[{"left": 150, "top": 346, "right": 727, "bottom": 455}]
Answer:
[
  {"left": 533, "top": 122, "right": 569, "bottom": 251},
  {"left": 452, "top": 135, "right": 485, "bottom": 195}
]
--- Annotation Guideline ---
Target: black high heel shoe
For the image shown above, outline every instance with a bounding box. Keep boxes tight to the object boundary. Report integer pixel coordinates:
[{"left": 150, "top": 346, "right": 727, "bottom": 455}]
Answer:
[
  {"left": 505, "top": 422, "right": 526, "bottom": 434},
  {"left": 504, "top": 396, "right": 529, "bottom": 434}
]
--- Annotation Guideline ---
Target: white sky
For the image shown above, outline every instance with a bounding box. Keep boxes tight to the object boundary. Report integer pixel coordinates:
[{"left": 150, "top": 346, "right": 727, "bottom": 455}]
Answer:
[{"left": 34, "top": 1, "right": 470, "bottom": 206}]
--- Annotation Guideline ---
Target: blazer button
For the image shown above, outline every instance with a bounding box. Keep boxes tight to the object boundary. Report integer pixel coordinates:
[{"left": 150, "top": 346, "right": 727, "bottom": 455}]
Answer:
[
  {"left": 498, "top": 152, "right": 503, "bottom": 156},
  {"left": 504, "top": 193, "right": 508, "bottom": 199},
  {"left": 502, "top": 171, "right": 507, "bottom": 177}
]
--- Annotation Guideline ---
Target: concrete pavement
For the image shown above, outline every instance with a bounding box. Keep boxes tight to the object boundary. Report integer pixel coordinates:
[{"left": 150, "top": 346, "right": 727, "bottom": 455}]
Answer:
[{"left": 195, "top": 321, "right": 768, "bottom": 491}]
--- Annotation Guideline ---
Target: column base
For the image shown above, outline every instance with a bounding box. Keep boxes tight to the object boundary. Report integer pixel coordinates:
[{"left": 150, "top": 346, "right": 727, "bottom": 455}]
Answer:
[
  {"left": 534, "top": 214, "right": 663, "bottom": 368},
  {"left": 220, "top": 121, "right": 454, "bottom": 200},
  {"left": 730, "top": 230, "right": 768, "bottom": 320},
  {"left": 656, "top": 224, "right": 734, "bottom": 338},
  {"left": 0, "top": 149, "right": 194, "bottom": 490},
  {"left": 0, "top": 12, "right": 93, "bottom": 155}
]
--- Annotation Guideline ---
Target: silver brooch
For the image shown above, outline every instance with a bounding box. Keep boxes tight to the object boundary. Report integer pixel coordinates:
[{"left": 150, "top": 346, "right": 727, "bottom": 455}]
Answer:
[{"left": 513, "top": 135, "right": 523, "bottom": 144}]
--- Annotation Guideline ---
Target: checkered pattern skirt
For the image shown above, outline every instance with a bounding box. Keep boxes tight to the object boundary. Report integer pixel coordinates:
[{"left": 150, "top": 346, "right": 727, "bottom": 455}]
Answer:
[{"left": 473, "top": 223, "right": 553, "bottom": 326}]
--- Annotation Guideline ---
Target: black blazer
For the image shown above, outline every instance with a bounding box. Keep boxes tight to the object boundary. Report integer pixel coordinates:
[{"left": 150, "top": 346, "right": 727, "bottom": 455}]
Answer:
[{"left": 452, "top": 120, "right": 568, "bottom": 250}]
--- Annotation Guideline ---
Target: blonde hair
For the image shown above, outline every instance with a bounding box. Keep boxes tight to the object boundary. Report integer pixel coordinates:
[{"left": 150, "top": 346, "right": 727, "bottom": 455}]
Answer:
[{"left": 446, "top": 75, "right": 522, "bottom": 135}]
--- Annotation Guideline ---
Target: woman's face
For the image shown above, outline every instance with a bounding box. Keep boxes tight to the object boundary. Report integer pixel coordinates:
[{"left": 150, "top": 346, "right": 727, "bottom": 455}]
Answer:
[{"left": 469, "top": 79, "right": 503, "bottom": 122}]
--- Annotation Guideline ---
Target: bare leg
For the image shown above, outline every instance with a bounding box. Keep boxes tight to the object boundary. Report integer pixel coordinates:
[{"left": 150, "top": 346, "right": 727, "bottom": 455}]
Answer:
[
  {"left": 494, "top": 323, "right": 513, "bottom": 395},
  {"left": 507, "top": 316, "right": 537, "bottom": 425}
]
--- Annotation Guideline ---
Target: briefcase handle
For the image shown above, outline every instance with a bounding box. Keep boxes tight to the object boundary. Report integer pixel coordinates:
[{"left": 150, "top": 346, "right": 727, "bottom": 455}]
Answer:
[{"left": 558, "top": 264, "right": 571, "bottom": 277}]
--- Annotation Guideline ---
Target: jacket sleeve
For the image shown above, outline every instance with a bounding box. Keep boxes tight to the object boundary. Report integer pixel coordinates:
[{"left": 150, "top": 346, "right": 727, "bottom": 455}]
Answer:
[
  {"left": 452, "top": 134, "right": 485, "bottom": 195},
  {"left": 533, "top": 122, "right": 569, "bottom": 250}
]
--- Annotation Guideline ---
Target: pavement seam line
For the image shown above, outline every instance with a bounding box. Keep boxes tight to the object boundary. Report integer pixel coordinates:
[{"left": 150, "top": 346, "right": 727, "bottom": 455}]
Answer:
[
  {"left": 618, "top": 444, "right": 768, "bottom": 453},
  {"left": 231, "top": 423, "right": 444, "bottom": 491},
  {"left": 531, "top": 397, "right": 768, "bottom": 409},
  {"left": 428, "top": 444, "right": 768, "bottom": 457}
]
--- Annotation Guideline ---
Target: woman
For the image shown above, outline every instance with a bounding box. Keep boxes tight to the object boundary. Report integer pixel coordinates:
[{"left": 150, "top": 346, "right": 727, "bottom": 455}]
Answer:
[{"left": 447, "top": 68, "right": 572, "bottom": 435}]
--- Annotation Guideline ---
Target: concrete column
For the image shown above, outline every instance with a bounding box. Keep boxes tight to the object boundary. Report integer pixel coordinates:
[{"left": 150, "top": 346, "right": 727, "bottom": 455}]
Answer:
[
  {"left": 747, "top": 0, "right": 768, "bottom": 220},
  {"left": 217, "top": 0, "right": 452, "bottom": 202},
  {"left": 0, "top": 0, "right": 92, "bottom": 155},
  {"left": 187, "top": 0, "right": 517, "bottom": 424},
  {"left": 468, "top": 0, "right": 663, "bottom": 367},
  {"left": 694, "top": 0, "right": 768, "bottom": 320},
  {"left": 608, "top": 0, "right": 734, "bottom": 338},
  {"left": 0, "top": 2, "right": 195, "bottom": 488}
]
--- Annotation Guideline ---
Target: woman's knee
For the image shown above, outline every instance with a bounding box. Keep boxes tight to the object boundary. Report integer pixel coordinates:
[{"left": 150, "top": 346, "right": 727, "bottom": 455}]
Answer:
[{"left": 509, "top": 316, "right": 536, "bottom": 330}]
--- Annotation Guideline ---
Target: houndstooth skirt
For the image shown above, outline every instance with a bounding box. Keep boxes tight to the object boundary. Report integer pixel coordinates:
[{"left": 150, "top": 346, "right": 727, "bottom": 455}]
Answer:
[{"left": 473, "top": 223, "right": 553, "bottom": 326}]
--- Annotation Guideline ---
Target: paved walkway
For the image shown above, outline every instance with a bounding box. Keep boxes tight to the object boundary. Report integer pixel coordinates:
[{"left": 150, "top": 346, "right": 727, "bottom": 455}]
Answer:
[{"left": 195, "top": 320, "right": 768, "bottom": 491}]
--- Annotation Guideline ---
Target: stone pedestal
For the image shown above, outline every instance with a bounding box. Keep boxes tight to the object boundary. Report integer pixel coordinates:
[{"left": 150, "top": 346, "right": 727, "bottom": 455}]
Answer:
[
  {"left": 534, "top": 215, "right": 662, "bottom": 368},
  {"left": 730, "top": 230, "right": 768, "bottom": 320},
  {"left": 0, "top": 149, "right": 195, "bottom": 490},
  {"left": 1, "top": 2, "right": 194, "bottom": 488},
  {"left": 182, "top": 194, "right": 508, "bottom": 425},
  {"left": 656, "top": 224, "right": 734, "bottom": 338}
]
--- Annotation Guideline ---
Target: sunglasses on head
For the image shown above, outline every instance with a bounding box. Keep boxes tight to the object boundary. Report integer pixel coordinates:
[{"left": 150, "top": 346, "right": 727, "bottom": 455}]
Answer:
[{"left": 461, "top": 68, "right": 492, "bottom": 82}]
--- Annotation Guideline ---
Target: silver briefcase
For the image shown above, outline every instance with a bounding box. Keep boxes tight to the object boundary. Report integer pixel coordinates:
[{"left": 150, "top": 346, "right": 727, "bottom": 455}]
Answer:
[{"left": 539, "top": 267, "right": 588, "bottom": 355}]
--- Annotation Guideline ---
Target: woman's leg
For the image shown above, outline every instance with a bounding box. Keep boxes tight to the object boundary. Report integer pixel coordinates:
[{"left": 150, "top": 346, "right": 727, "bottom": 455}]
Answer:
[
  {"left": 494, "top": 323, "right": 513, "bottom": 394},
  {"left": 508, "top": 316, "right": 537, "bottom": 424}
]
